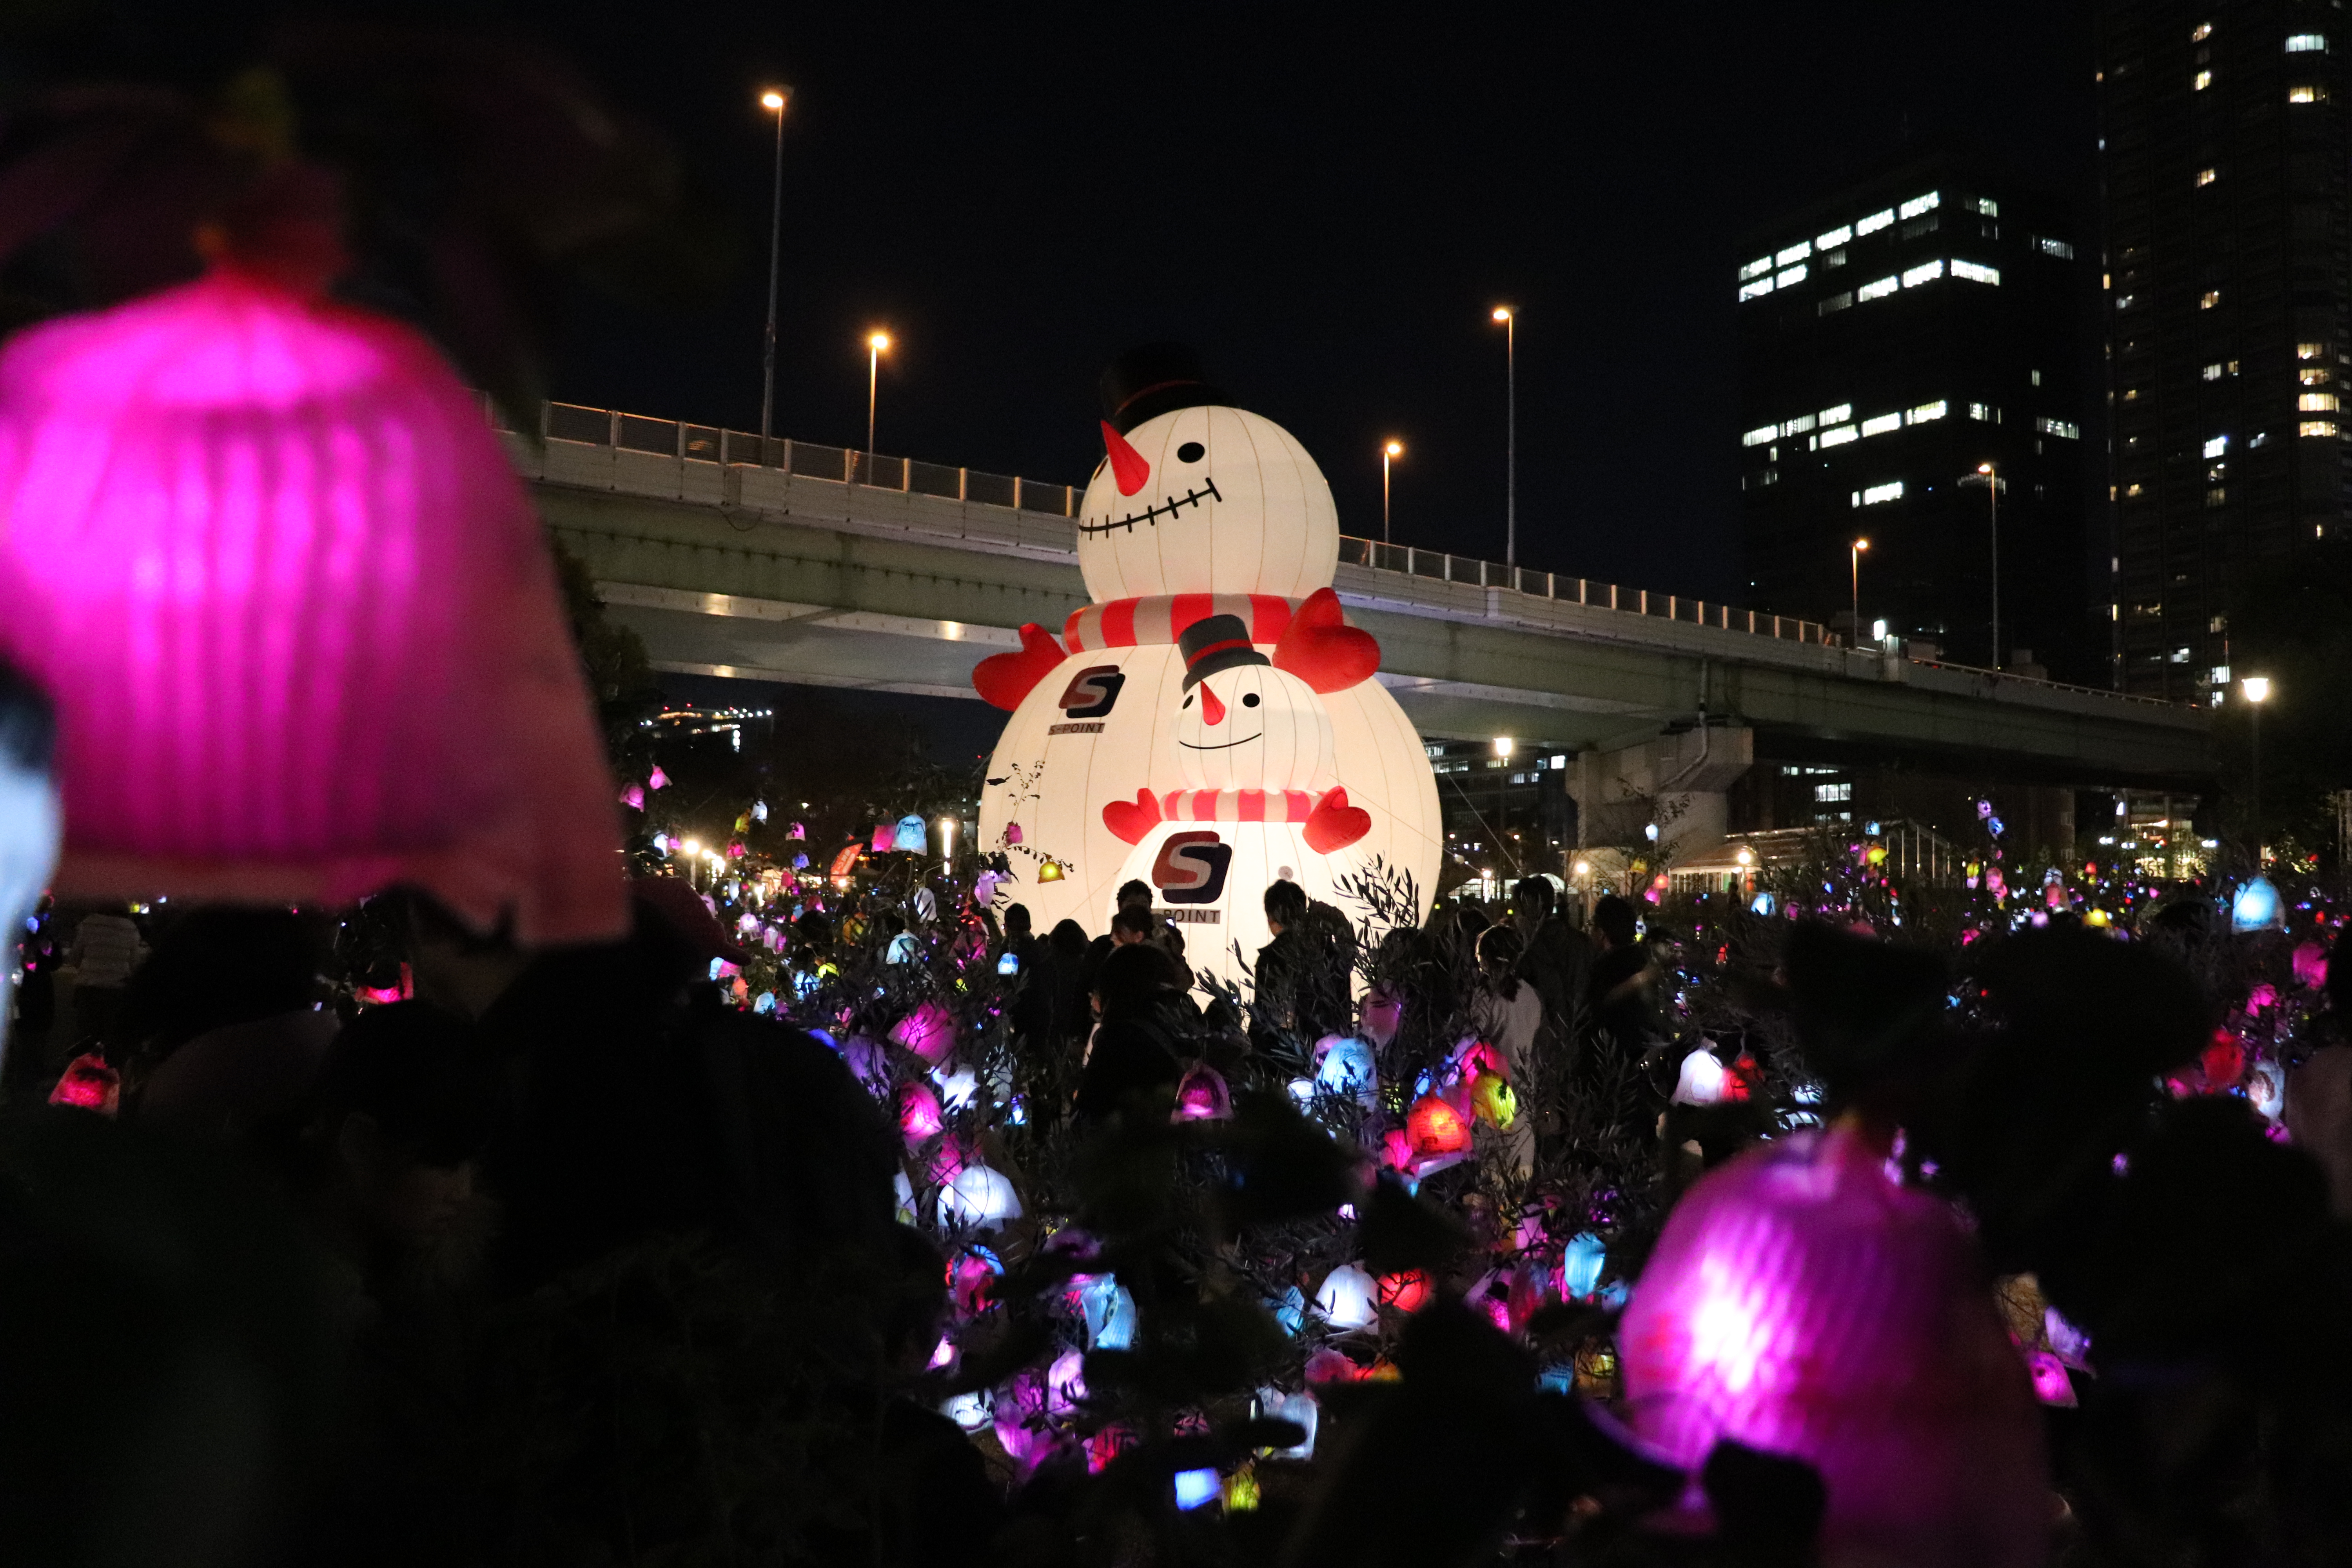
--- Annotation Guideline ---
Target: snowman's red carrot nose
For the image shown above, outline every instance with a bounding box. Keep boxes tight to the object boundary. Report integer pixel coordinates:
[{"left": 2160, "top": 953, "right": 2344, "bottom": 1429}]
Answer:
[
  {"left": 1200, "top": 683, "right": 1227, "bottom": 726},
  {"left": 1100, "top": 420, "right": 1151, "bottom": 497}
]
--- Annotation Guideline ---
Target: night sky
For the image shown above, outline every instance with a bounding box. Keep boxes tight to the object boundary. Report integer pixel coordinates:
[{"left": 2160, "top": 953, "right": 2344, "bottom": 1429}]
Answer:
[{"left": 525, "top": 2, "right": 2098, "bottom": 605}]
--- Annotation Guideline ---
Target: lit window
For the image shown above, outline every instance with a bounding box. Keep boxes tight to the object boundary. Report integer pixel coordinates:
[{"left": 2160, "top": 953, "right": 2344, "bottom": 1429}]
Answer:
[
  {"left": 2125, "top": 483, "right": 2143, "bottom": 497},
  {"left": 2251, "top": 431, "right": 2271, "bottom": 447},
  {"left": 1739, "top": 256, "right": 1773, "bottom": 281},
  {"left": 1738, "top": 277, "right": 1775, "bottom": 301},
  {"left": 1972, "top": 196, "right": 2000, "bottom": 216},
  {"left": 1815, "top": 224, "right": 1853, "bottom": 249},
  {"left": 1857, "top": 275, "right": 1900, "bottom": 302},
  {"left": 2298, "top": 341, "right": 2328, "bottom": 359},
  {"left": 1860, "top": 412, "right": 1903, "bottom": 437},
  {"left": 2210, "top": 665, "right": 2232, "bottom": 686},
  {"left": 2302, "top": 420, "right": 2341, "bottom": 437},
  {"left": 2036, "top": 417, "right": 2081, "bottom": 439},
  {"left": 1818, "top": 425, "right": 1859, "bottom": 448},
  {"left": 1897, "top": 192, "right": 1941, "bottom": 219},
  {"left": 2287, "top": 33, "right": 2329, "bottom": 51},
  {"left": 2302, "top": 366, "right": 2333, "bottom": 384},
  {"left": 2203, "top": 434, "right": 2229, "bottom": 457},
  {"left": 2195, "top": 69, "right": 2214, "bottom": 89},
  {"left": 2192, "top": 21, "right": 2211, "bottom": 40},
  {"left": 2299, "top": 391, "right": 2339, "bottom": 411},
  {"left": 2202, "top": 362, "right": 2223, "bottom": 380},
  {"left": 1906, "top": 399, "right": 1948, "bottom": 424},
  {"left": 2031, "top": 368, "right": 2042, "bottom": 385},
  {"left": 1776, "top": 241, "right": 1811, "bottom": 266},
  {"left": 2171, "top": 648, "right": 2192, "bottom": 664},
  {"left": 2290, "top": 83, "right": 2327, "bottom": 102},
  {"left": 1854, "top": 481, "right": 1904, "bottom": 506},
  {"left": 1902, "top": 259, "right": 1945, "bottom": 287},
  {"left": 2196, "top": 167, "right": 2218, "bottom": 185},
  {"left": 1951, "top": 259, "right": 2002, "bottom": 285},
  {"left": 1855, "top": 208, "right": 1895, "bottom": 236},
  {"left": 2199, "top": 290, "right": 2221, "bottom": 309},
  {"left": 1969, "top": 402, "right": 1994, "bottom": 421},
  {"left": 1818, "top": 403, "right": 1853, "bottom": 424},
  {"left": 1813, "top": 782, "right": 1852, "bottom": 802},
  {"left": 1775, "top": 263, "right": 1808, "bottom": 288},
  {"left": 2036, "top": 236, "right": 2076, "bottom": 259},
  {"left": 1741, "top": 426, "right": 1778, "bottom": 447},
  {"left": 1781, "top": 414, "right": 1817, "bottom": 436},
  {"left": 2205, "top": 487, "right": 2227, "bottom": 507},
  {"left": 1817, "top": 292, "right": 1854, "bottom": 316}
]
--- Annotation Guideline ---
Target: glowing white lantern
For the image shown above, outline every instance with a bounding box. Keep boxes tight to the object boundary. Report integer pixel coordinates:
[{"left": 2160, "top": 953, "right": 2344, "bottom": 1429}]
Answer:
[
  {"left": 937, "top": 1162, "right": 1023, "bottom": 1229},
  {"left": 1314, "top": 1262, "right": 1379, "bottom": 1330},
  {"left": 1671, "top": 1045, "right": 1729, "bottom": 1106}
]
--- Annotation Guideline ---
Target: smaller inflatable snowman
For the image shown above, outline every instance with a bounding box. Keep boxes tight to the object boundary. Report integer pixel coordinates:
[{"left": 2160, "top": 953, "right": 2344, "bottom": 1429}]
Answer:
[{"left": 1108, "top": 614, "right": 1372, "bottom": 985}]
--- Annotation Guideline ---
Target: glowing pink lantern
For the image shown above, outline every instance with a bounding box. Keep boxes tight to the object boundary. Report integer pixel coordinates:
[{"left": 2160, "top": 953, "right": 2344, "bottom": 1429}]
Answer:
[
  {"left": 2294, "top": 942, "right": 2328, "bottom": 990},
  {"left": 898, "top": 1080, "right": 944, "bottom": 1142},
  {"left": 647, "top": 766, "right": 669, "bottom": 791},
  {"left": 0, "top": 269, "right": 621, "bottom": 941},
  {"left": 1619, "top": 1124, "right": 2046, "bottom": 1568},
  {"left": 890, "top": 1002, "right": 956, "bottom": 1065},
  {"left": 1172, "top": 1062, "right": 1234, "bottom": 1122},
  {"left": 48, "top": 1051, "right": 119, "bottom": 1115}
]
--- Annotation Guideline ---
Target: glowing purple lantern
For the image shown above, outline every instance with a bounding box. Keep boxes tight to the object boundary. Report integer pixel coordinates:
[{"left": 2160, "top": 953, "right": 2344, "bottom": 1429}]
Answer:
[
  {"left": 890, "top": 1002, "right": 956, "bottom": 1065},
  {"left": 1172, "top": 1062, "right": 1234, "bottom": 1122},
  {"left": 0, "top": 269, "right": 623, "bottom": 942},
  {"left": 1618, "top": 1125, "right": 2046, "bottom": 1568}
]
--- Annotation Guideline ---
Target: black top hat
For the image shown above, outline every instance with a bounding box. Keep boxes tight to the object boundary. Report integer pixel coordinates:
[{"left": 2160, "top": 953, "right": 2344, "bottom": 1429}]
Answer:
[
  {"left": 1098, "top": 343, "right": 1227, "bottom": 434},
  {"left": 1178, "top": 614, "right": 1269, "bottom": 691}
]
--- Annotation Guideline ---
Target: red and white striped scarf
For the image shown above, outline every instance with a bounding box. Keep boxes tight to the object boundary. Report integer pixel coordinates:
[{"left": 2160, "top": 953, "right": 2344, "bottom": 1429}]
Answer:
[
  {"left": 1160, "top": 788, "right": 1321, "bottom": 823},
  {"left": 1063, "top": 593, "right": 1301, "bottom": 650}
]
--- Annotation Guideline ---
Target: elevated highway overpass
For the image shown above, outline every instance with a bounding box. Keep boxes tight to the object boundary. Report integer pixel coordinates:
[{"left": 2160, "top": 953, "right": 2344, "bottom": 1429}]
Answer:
[{"left": 502, "top": 401, "right": 2211, "bottom": 849}]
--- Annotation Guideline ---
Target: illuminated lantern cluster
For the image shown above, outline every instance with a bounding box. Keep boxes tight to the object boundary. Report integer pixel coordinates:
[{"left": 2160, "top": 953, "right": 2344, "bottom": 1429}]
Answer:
[
  {"left": 1619, "top": 1125, "right": 2046, "bottom": 1567},
  {"left": 0, "top": 269, "right": 622, "bottom": 940}
]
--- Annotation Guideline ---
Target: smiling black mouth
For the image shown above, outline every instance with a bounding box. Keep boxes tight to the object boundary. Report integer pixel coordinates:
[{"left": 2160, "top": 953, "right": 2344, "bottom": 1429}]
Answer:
[
  {"left": 1078, "top": 478, "right": 1222, "bottom": 536},
  {"left": 1178, "top": 733, "right": 1261, "bottom": 750}
]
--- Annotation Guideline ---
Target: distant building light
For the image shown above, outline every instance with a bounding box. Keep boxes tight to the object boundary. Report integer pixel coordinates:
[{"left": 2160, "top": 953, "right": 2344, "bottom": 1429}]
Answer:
[
  {"left": 1818, "top": 403, "right": 1854, "bottom": 425},
  {"left": 1738, "top": 256, "right": 1774, "bottom": 280},
  {"left": 1738, "top": 276, "right": 1775, "bottom": 301},
  {"left": 2299, "top": 341, "right": 2329, "bottom": 359},
  {"left": 1780, "top": 414, "right": 1818, "bottom": 436},
  {"left": 1817, "top": 291, "right": 1854, "bottom": 316},
  {"left": 2202, "top": 361, "right": 2224, "bottom": 380},
  {"left": 1901, "top": 259, "right": 1945, "bottom": 288},
  {"left": 2299, "top": 392, "right": 2339, "bottom": 412},
  {"left": 1818, "top": 425, "right": 1859, "bottom": 448},
  {"left": 1856, "top": 208, "right": 1895, "bottom": 236},
  {"left": 2287, "top": 33, "right": 2329, "bottom": 52},
  {"left": 1906, "top": 399, "right": 1949, "bottom": 425},
  {"left": 2036, "top": 236, "right": 2076, "bottom": 259},
  {"left": 1776, "top": 241, "right": 1811, "bottom": 266},
  {"left": 2301, "top": 420, "right": 2340, "bottom": 438},
  {"left": 1775, "top": 263, "right": 1808, "bottom": 288},
  {"left": 2203, "top": 434, "right": 2230, "bottom": 457},
  {"left": 2200, "top": 289, "right": 2221, "bottom": 309},
  {"left": 2196, "top": 167, "right": 2218, "bottom": 185},
  {"left": 1860, "top": 412, "right": 1902, "bottom": 437},
  {"left": 1815, "top": 224, "right": 1853, "bottom": 249},
  {"left": 2036, "top": 416, "right": 2080, "bottom": 439},
  {"left": 1854, "top": 481, "right": 1904, "bottom": 507},
  {"left": 2290, "top": 83, "right": 2327, "bottom": 102},
  {"left": 2191, "top": 21, "right": 2211, "bottom": 40},
  {"left": 2194, "top": 69, "right": 2214, "bottom": 89},
  {"left": 1971, "top": 196, "right": 2000, "bottom": 216},
  {"left": 1897, "top": 191, "right": 1941, "bottom": 219},
  {"left": 1951, "top": 259, "right": 2001, "bottom": 285},
  {"left": 1741, "top": 425, "right": 1778, "bottom": 447},
  {"left": 1857, "top": 275, "right": 1900, "bottom": 302}
]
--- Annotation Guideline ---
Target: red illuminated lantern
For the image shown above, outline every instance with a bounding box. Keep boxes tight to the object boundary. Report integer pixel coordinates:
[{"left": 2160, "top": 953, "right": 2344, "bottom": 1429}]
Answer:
[
  {"left": 1377, "top": 1269, "right": 1432, "bottom": 1314},
  {"left": 1405, "top": 1092, "right": 1473, "bottom": 1158},
  {"left": 0, "top": 267, "right": 622, "bottom": 941}
]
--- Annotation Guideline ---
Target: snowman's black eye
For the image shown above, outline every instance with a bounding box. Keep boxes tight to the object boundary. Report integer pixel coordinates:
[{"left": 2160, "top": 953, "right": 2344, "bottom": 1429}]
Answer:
[
  {"left": 1177, "top": 441, "right": 1205, "bottom": 463},
  {"left": 1242, "top": 692, "right": 1261, "bottom": 708}
]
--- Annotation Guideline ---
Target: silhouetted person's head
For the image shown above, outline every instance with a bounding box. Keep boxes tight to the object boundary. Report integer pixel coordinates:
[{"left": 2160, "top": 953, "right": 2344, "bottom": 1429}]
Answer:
[
  {"left": 1093, "top": 942, "right": 1182, "bottom": 1021},
  {"left": 1594, "top": 895, "right": 1639, "bottom": 950},
  {"left": 1049, "top": 918, "right": 1088, "bottom": 964},
  {"left": 120, "top": 906, "right": 317, "bottom": 1056},
  {"left": 1264, "top": 878, "right": 1308, "bottom": 933},
  {"left": 1511, "top": 875, "right": 1555, "bottom": 921},
  {"left": 310, "top": 1000, "right": 497, "bottom": 1252},
  {"left": 1477, "top": 923, "right": 1525, "bottom": 980},
  {"left": 1003, "top": 903, "right": 1032, "bottom": 938},
  {"left": 1111, "top": 905, "right": 1156, "bottom": 946},
  {"left": 1116, "top": 878, "right": 1152, "bottom": 909}
]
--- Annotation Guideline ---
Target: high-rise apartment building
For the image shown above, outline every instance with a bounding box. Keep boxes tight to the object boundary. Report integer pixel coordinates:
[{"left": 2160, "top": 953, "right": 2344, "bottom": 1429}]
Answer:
[
  {"left": 1735, "top": 160, "right": 2094, "bottom": 674},
  {"left": 2095, "top": 2, "right": 2352, "bottom": 700}
]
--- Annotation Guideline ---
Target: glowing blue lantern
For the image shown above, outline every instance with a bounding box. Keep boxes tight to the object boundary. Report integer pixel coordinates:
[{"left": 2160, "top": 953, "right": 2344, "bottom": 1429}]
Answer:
[
  {"left": 1254, "top": 1388, "right": 1319, "bottom": 1460},
  {"left": 943, "top": 1390, "right": 993, "bottom": 1432},
  {"left": 1174, "top": 1469, "right": 1221, "bottom": 1511},
  {"left": 1314, "top": 1035, "right": 1378, "bottom": 1105},
  {"left": 1078, "top": 1276, "right": 1138, "bottom": 1350},
  {"left": 1750, "top": 891, "right": 1778, "bottom": 916},
  {"left": 2232, "top": 876, "right": 2283, "bottom": 932},
  {"left": 892, "top": 813, "right": 927, "bottom": 853},
  {"left": 1561, "top": 1231, "right": 1607, "bottom": 1301}
]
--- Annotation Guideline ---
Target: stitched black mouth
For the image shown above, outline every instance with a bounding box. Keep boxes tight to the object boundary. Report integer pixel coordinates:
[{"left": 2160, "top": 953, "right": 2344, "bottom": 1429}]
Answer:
[
  {"left": 1178, "top": 733, "right": 1261, "bottom": 750},
  {"left": 1077, "top": 478, "right": 1222, "bottom": 535}
]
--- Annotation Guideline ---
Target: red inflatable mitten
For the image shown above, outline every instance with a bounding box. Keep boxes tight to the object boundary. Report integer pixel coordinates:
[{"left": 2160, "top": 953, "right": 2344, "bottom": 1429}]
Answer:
[
  {"left": 1272, "top": 587, "right": 1380, "bottom": 693},
  {"left": 1102, "top": 788, "right": 1163, "bottom": 845},
  {"left": 1303, "top": 786, "right": 1372, "bottom": 853},
  {"left": 972, "top": 622, "right": 1066, "bottom": 710}
]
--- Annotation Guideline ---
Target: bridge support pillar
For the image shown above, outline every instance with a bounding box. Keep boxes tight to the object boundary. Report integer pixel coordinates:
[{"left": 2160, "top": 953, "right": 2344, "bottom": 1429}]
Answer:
[{"left": 1567, "top": 724, "right": 1754, "bottom": 878}]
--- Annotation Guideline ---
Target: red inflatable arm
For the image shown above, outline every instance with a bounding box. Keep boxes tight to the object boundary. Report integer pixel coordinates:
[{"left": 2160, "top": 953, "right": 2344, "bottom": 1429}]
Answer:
[
  {"left": 972, "top": 622, "right": 1066, "bottom": 710},
  {"left": 1272, "top": 588, "right": 1380, "bottom": 693}
]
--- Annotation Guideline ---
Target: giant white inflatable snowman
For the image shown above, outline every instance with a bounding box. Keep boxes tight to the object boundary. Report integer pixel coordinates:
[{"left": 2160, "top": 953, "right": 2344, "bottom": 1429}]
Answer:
[{"left": 971, "top": 348, "right": 1440, "bottom": 988}]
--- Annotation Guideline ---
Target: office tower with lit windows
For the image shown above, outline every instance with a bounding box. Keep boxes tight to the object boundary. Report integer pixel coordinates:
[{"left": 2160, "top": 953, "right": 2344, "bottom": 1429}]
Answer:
[
  {"left": 1734, "top": 160, "right": 2093, "bottom": 675},
  {"left": 2094, "top": 3, "right": 2352, "bottom": 700}
]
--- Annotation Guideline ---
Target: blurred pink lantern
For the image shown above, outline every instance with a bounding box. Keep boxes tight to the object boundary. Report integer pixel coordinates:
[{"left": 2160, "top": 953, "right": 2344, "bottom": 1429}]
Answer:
[
  {"left": 1618, "top": 1124, "right": 2046, "bottom": 1568},
  {"left": 898, "top": 1080, "right": 944, "bottom": 1143},
  {"left": 2293, "top": 942, "right": 2328, "bottom": 990},
  {"left": 0, "top": 265, "right": 622, "bottom": 941},
  {"left": 1172, "top": 1062, "right": 1234, "bottom": 1122},
  {"left": 890, "top": 1002, "right": 956, "bottom": 1065},
  {"left": 647, "top": 766, "right": 669, "bottom": 791}
]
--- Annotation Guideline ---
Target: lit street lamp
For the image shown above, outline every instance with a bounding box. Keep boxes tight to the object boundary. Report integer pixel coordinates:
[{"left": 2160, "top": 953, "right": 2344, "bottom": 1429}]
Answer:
[
  {"left": 758, "top": 89, "right": 791, "bottom": 446},
  {"left": 1850, "top": 537, "right": 1869, "bottom": 650},
  {"left": 865, "top": 331, "right": 891, "bottom": 455},
  {"left": 1959, "top": 462, "right": 2007, "bottom": 668},
  {"left": 1382, "top": 440, "right": 1403, "bottom": 543},
  {"left": 1491, "top": 307, "right": 1517, "bottom": 569},
  {"left": 2244, "top": 675, "right": 2272, "bottom": 857}
]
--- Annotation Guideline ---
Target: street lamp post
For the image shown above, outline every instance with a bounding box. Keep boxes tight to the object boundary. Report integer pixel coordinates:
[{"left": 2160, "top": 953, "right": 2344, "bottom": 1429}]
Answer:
[
  {"left": 2244, "top": 675, "right": 2271, "bottom": 858},
  {"left": 1850, "top": 537, "right": 1869, "bottom": 649},
  {"left": 1382, "top": 440, "right": 1403, "bottom": 544},
  {"left": 758, "top": 89, "right": 789, "bottom": 446},
  {"left": 1493, "top": 736, "right": 1514, "bottom": 870},
  {"left": 1492, "top": 307, "right": 1516, "bottom": 569},
  {"left": 865, "top": 331, "right": 890, "bottom": 456}
]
